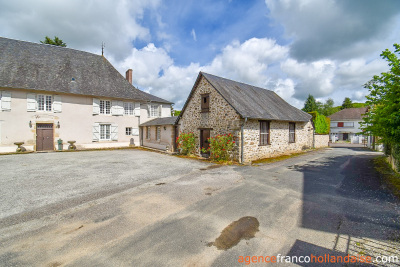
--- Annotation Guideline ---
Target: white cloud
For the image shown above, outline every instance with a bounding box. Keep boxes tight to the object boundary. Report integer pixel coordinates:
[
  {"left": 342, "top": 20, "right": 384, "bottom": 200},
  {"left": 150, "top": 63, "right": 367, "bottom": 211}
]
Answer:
[
  {"left": 281, "top": 58, "right": 336, "bottom": 99},
  {"left": 335, "top": 58, "right": 388, "bottom": 89},
  {"left": 265, "top": 0, "right": 400, "bottom": 61},
  {"left": 190, "top": 29, "right": 197, "bottom": 41},
  {"left": 0, "top": 0, "right": 160, "bottom": 60},
  {"left": 204, "top": 38, "right": 289, "bottom": 87},
  {"left": 113, "top": 38, "right": 289, "bottom": 108},
  {"left": 114, "top": 43, "right": 200, "bottom": 107}
]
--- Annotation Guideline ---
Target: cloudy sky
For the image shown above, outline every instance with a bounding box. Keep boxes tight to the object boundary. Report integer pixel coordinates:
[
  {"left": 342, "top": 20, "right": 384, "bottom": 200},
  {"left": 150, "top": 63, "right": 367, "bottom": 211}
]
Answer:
[{"left": 1, "top": 0, "right": 399, "bottom": 109}]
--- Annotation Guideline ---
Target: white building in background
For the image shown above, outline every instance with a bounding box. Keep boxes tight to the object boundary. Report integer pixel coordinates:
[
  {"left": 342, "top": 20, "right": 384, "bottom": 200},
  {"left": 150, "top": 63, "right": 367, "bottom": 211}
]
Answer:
[
  {"left": 0, "top": 37, "right": 172, "bottom": 152},
  {"left": 328, "top": 107, "right": 368, "bottom": 144}
]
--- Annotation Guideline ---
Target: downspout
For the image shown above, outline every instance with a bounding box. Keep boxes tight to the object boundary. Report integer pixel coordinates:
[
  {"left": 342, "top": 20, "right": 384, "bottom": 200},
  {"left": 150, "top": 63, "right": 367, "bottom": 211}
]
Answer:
[
  {"left": 138, "top": 111, "right": 142, "bottom": 146},
  {"left": 240, "top": 117, "right": 248, "bottom": 164}
]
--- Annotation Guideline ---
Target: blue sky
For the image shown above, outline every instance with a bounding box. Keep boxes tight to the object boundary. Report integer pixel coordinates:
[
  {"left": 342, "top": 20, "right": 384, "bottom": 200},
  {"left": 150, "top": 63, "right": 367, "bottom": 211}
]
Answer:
[{"left": 1, "top": 0, "right": 400, "bottom": 109}]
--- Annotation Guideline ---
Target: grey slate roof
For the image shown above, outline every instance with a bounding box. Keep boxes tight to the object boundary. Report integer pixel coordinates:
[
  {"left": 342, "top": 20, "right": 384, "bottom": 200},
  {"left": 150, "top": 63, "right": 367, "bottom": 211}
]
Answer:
[
  {"left": 329, "top": 107, "right": 368, "bottom": 121},
  {"left": 140, "top": 116, "right": 178, "bottom": 126},
  {"left": 0, "top": 37, "right": 172, "bottom": 104},
  {"left": 181, "top": 72, "right": 311, "bottom": 122}
]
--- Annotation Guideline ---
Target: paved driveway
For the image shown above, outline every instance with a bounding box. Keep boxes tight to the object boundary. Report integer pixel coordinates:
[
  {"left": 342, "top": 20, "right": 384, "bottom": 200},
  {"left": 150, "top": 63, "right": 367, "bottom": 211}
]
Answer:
[
  {"left": 0, "top": 147, "right": 399, "bottom": 267},
  {"left": 0, "top": 149, "right": 209, "bottom": 226}
]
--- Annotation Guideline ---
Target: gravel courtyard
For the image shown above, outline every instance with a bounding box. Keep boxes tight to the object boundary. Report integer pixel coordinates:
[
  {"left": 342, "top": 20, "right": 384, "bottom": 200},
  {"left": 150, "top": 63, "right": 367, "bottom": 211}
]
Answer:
[{"left": 0, "top": 147, "right": 399, "bottom": 267}]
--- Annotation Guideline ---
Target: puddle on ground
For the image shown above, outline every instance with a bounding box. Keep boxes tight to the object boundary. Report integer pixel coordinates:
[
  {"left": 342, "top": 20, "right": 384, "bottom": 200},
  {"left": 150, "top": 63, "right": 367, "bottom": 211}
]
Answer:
[
  {"left": 200, "top": 165, "right": 223, "bottom": 171},
  {"left": 208, "top": 216, "right": 259, "bottom": 250}
]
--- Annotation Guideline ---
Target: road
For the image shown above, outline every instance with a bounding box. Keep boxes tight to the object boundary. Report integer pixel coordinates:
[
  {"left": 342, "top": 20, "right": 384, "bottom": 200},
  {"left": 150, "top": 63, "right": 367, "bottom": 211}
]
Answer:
[{"left": 0, "top": 147, "right": 399, "bottom": 266}]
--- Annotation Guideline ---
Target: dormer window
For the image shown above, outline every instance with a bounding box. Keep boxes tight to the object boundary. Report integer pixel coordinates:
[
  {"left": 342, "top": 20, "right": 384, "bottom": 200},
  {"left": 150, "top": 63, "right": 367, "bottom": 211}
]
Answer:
[{"left": 201, "top": 93, "right": 209, "bottom": 113}]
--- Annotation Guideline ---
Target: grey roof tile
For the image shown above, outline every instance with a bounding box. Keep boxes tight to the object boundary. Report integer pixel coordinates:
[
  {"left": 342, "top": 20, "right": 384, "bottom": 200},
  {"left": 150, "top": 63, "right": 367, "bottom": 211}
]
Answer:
[
  {"left": 181, "top": 72, "right": 311, "bottom": 122},
  {"left": 140, "top": 116, "right": 178, "bottom": 126},
  {"left": 328, "top": 107, "right": 368, "bottom": 120},
  {"left": 0, "top": 37, "right": 172, "bottom": 104}
]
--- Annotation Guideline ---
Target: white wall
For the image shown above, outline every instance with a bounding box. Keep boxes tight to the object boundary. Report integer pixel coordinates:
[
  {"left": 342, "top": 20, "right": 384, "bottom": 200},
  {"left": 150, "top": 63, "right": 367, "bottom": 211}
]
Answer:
[{"left": 0, "top": 88, "right": 170, "bottom": 151}]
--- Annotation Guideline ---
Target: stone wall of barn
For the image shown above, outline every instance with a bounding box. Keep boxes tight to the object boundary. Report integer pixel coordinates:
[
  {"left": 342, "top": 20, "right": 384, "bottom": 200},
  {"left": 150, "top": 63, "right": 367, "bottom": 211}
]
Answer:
[
  {"left": 178, "top": 76, "right": 241, "bottom": 157},
  {"left": 179, "top": 75, "right": 315, "bottom": 163},
  {"left": 241, "top": 119, "right": 314, "bottom": 162}
]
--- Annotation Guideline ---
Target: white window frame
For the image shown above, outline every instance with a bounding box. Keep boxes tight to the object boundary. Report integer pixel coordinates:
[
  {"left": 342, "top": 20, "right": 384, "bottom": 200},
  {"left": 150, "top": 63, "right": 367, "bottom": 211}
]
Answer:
[
  {"left": 146, "top": 126, "right": 151, "bottom": 139},
  {"left": 150, "top": 104, "right": 161, "bottom": 118},
  {"left": 100, "top": 124, "right": 111, "bottom": 140},
  {"left": 156, "top": 126, "right": 161, "bottom": 141},
  {"left": 289, "top": 122, "right": 296, "bottom": 143},
  {"left": 100, "top": 100, "right": 111, "bottom": 115},
  {"left": 126, "top": 127, "right": 132, "bottom": 136},
  {"left": 124, "top": 102, "right": 134, "bottom": 115},
  {"left": 37, "top": 94, "right": 52, "bottom": 112}
]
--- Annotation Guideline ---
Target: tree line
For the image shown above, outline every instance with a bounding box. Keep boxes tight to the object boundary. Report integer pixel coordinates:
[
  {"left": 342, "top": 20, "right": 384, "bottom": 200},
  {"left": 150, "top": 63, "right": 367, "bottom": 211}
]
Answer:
[{"left": 302, "top": 95, "right": 367, "bottom": 116}]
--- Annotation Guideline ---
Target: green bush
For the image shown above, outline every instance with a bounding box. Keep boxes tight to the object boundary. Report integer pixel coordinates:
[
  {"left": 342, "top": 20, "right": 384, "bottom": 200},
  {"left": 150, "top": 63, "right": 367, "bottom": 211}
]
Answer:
[
  {"left": 309, "top": 111, "right": 330, "bottom": 134},
  {"left": 176, "top": 132, "right": 196, "bottom": 155},
  {"left": 201, "top": 133, "right": 235, "bottom": 161}
]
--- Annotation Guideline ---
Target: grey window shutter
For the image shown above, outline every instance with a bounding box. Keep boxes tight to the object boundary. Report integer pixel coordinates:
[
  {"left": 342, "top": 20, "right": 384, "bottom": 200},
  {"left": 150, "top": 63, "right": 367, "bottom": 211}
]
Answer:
[
  {"left": 53, "top": 95, "right": 62, "bottom": 113},
  {"left": 118, "top": 101, "right": 124, "bottom": 115},
  {"left": 27, "top": 93, "right": 37, "bottom": 112},
  {"left": 111, "top": 100, "right": 123, "bottom": 116},
  {"left": 1, "top": 91, "right": 11, "bottom": 111},
  {"left": 111, "top": 124, "right": 118, "bottom": 141},
  {"left": 93, "top": 98, "right": 100, "bottom": 115},
  {"left": 134, "top": 102, "right": 140, "bottom": 117},
  {"left": 93, "top": 123, "right": 100, "bottom": 141},
  {"left": 147, "top": 104, "right": 151, "bottom": 117},
  {"left": 158, "top": 105, "right": 162, "bottom": 117}
]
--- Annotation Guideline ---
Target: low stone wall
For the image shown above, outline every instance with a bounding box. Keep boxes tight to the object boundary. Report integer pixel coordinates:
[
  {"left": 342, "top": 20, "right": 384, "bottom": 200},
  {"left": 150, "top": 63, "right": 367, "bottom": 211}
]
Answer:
[{"left": 314, "top": 134, "right": 329, "bottom": 148}]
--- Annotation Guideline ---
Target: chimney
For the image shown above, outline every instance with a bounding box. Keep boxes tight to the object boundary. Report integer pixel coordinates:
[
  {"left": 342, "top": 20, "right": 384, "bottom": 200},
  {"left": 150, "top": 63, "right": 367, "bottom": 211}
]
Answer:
[{"left": 126, "top": 69, "right": 133, "bottom": 84}]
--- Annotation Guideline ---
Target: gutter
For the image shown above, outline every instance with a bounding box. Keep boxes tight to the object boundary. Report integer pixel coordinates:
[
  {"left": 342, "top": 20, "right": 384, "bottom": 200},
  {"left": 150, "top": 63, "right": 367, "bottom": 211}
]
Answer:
[{"left": 240, "top": 117, "right": 248, "bottom": 164}]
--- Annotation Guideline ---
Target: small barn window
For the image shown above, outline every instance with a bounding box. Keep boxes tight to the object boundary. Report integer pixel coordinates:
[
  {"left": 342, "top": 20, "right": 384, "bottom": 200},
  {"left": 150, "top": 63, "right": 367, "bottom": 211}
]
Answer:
[
  {"left": 259, "top": 121, "right": 270, "bottom": 146},
  {"left": 156, "top": 126, "right": 161, "bottom": 141},
  {"left": 201, "top": 94, "right": 209, "bottom": 112},
  {"left": 289, "top": 122, "right": 295, "bottom": 143},
  {"left": 146, "top": 126, "right": 151, "bottom": 139}
]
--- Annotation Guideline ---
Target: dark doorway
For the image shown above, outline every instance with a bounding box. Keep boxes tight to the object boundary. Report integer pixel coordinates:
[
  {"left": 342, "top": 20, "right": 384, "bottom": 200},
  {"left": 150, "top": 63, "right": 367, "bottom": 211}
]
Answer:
[
  {"left": 36, "top": 123, "right": 54, "bottom": 151},
  {"left": 343, "top": 133, "right": 349, "bottom": 140},
  {"left": 200, "top": 129, "right": 210, "bottom": 154}
]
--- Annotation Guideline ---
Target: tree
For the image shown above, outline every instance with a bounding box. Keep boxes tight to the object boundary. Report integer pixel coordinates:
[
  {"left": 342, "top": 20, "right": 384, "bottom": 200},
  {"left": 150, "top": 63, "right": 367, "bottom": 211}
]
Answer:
[
  {"left": 302, "top": 94, "right": 318, "bottom": 112},
  {"left": 341, "top": 97, "right": 353, "bottom": 109},
  {"left": 361, "top": 43, "right": 400, "bottom": 146},
  {"left": 40, "top": 36, "right": 67, "bottom": 47},
  {"left": 320, "top": 98, "right": 335, "bottom": 116}
]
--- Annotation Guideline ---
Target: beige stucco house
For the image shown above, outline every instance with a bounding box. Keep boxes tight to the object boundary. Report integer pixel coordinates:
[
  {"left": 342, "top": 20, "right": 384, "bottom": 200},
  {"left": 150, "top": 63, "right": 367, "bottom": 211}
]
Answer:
[
  {"left": 0, "top": 37, "right": 172, "bottom": 152},
  {"left": 177, "top": 72, "right": 314, "bottom": 163},
  {"left": 139, "top": 116, "right": 178, "bottom": 152}
]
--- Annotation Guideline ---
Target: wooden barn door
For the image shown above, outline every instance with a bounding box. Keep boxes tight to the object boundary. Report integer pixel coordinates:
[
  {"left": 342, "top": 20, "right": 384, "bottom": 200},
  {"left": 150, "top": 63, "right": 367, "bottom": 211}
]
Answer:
[
  {"left": 200, "top": 129, "right": 210, "bottom": 155},
  {"left": 36, "top": 123, "right": 54, "bottom": 151}
]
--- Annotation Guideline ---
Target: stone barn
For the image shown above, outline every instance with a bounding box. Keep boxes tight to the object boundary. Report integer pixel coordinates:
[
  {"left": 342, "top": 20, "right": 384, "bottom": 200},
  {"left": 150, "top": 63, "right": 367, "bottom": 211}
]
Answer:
[{"left": 177, "top": 72, "right": 314, "bottom": 163}]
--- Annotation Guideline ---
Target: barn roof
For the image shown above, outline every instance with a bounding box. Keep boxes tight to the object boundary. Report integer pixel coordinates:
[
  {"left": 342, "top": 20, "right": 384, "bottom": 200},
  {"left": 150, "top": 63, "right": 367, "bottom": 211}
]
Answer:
[{"left": 180, "top": 72, "right": 311, "bottom": 122}]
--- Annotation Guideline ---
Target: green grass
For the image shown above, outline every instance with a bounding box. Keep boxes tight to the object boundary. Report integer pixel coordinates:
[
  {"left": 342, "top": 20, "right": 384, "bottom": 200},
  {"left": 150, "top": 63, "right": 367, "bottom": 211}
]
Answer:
[
  {"left": 374, "top": 156, "right": 400, "bottom": 200},
  {"left": 251, "top": 148, "right": 322, "bottom": 165}
]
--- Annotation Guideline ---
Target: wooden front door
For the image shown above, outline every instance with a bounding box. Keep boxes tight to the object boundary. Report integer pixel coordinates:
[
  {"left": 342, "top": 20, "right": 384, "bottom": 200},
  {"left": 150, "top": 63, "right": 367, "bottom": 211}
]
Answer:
[
  {"left": 200, "top": 129, "right": 210, "bottom": 154},
  {"left": 36, "top": 123, "right": 54, "bottom": 151}
]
